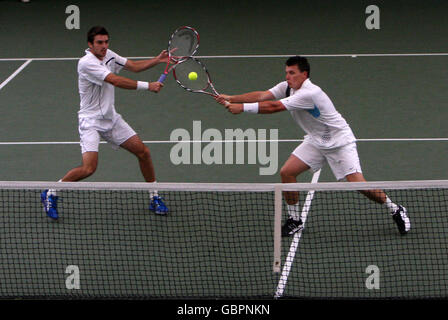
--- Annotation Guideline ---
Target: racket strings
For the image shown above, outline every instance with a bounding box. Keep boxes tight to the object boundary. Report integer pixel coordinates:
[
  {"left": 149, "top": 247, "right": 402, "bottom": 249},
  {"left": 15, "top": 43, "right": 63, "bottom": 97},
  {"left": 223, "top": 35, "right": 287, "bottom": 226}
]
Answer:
[
  {"left": 169, "top": 29, "right": 199, "bottom": 59},
  {"left": 174, "top": 58, "right": 210, "bottom": 91}
]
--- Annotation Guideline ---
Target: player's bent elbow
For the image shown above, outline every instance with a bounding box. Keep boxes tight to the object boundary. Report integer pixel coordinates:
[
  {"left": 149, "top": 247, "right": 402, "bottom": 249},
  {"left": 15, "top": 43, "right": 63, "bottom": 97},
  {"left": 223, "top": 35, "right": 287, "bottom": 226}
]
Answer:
[
  {"left": 105, "top": 74, "right": 118, "bottom": 86},
  {"left": 124, "top": 61, "right": 139, "bottom": 73},
  {"left": 105, "top": 74, "right": 127, "bottom": 87}
]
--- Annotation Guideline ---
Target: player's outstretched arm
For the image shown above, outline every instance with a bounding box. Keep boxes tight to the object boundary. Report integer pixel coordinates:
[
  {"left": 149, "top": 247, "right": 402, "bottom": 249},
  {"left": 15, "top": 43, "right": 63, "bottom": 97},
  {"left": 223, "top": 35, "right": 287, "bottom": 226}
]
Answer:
[
  {"left": 223, "top": 100, "right": 286, "bottom": 115},
  {"left": 125, "top": 50, "right": 170, "bottom": 73},
  {"left": 105, "top": 73, "right": 163, "bottom": 92},
  {"left": 216, "top": 90, "right": 275, "bottom": 104}
]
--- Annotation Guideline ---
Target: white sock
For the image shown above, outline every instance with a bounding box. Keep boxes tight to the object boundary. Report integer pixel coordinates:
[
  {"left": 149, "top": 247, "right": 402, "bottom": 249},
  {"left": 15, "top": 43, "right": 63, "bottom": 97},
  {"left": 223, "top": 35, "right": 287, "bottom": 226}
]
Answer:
[
  {"left": 287, "top": 203, "right": 301, "bottom": 221},
  {"left": 385, "top": 196, "right": 399, "bottom": 214},
  {"left": 150, "top": 181, "right": 159, "bottom": 198},
  {"left": 47, "top": 179, "right": 62, "bottom": 197}
]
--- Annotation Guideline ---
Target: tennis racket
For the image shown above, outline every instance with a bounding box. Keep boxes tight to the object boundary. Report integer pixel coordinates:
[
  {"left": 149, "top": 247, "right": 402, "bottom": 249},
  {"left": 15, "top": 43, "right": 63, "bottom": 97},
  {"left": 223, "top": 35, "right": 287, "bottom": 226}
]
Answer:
[
  {"left": 173, "top": 57, "right": 221, "bottom": 97},
  {"left": 157, "top": 26, "right": 199, "bottom": 83}
]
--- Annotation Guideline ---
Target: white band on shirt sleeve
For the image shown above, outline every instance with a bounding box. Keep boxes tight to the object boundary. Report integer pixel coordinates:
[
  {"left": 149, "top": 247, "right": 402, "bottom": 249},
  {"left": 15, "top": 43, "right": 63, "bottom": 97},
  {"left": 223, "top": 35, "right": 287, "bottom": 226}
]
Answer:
[
  {"left": 137, "top": 81, "right": 149, "bottom": 90},
  {"left": 243, "top": 103, "right": 259, "bottom": 113}
]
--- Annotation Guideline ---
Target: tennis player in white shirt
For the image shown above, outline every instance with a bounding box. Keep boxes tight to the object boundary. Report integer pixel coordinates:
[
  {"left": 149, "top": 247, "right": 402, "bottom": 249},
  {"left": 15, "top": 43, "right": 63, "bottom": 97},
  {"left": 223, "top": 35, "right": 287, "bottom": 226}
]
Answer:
[
  {"left": 216, "top": 56, "right": 410, "bottom": 236},
  {"left": 41, "top": 26, "right": 170, "bottom": 219}
]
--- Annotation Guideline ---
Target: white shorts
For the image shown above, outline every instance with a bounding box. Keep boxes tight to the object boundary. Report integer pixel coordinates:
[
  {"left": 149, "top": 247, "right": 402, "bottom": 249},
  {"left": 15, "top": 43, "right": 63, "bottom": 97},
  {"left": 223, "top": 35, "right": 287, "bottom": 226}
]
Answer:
[
  {"left": 292, "top": 141, "right": 362, "bottom": 181},
  {"left": 78, "top": 114, "right": 136, "bottom": 153}
]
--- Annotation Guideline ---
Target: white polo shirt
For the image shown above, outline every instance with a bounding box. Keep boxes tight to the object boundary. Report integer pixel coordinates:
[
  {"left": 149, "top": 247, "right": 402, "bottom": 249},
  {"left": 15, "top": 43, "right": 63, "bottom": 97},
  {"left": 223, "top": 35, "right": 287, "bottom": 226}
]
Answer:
[
  {"left": 77, "top": 49, "right": 127, "bottom": 120},
  {"left": 269, "top": 79, "right": 356, "bottom": 149}
]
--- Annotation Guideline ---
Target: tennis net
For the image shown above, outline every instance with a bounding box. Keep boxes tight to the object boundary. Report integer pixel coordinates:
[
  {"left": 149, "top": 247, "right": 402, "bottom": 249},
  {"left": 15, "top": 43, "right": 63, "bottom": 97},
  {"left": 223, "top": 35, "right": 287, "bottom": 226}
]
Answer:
[{"left": 0, "top": 180, "right": 447, "bottom": 299}]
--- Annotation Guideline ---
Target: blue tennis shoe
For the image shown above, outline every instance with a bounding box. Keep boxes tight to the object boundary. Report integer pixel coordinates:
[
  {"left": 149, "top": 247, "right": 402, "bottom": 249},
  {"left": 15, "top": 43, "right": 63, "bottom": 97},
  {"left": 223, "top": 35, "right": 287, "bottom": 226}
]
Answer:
[
  {"left": 41, "top": 190, "right": 59, "bottom": 220},
  {"left": 149, "top": 195, "right": 168, "bottom": 215}
]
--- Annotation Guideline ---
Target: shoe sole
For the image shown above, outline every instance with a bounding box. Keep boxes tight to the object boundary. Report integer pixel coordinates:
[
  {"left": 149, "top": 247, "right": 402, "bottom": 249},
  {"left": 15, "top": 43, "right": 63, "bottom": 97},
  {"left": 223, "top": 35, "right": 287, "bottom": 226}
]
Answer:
[
  {"left": 149, "top": 207, "right": 168, "bottom": 215},
  {"left": 282, "top": 225, "right": 303, "bottom": 237}
]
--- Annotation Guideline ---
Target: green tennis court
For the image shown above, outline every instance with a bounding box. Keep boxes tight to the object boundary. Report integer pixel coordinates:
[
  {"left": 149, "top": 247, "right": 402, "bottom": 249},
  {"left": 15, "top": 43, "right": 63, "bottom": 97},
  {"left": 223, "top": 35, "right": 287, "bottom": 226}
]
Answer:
[{"left": 1, "top": 0, "right": 448, "bottom": 299}]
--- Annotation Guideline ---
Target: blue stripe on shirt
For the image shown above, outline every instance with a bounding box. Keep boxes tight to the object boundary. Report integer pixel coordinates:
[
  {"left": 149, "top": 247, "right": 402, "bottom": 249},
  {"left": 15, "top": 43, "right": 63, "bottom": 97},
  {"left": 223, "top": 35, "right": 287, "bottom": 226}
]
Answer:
[{"left": 307, "top": 105, "right": 321, "bottom": 118}]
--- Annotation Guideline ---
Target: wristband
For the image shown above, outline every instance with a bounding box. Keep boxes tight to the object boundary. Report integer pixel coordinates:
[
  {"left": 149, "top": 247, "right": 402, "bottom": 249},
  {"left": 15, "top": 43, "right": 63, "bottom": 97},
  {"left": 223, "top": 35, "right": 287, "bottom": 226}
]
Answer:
[
  {"left": 243, "top": 103, "right": 259, "bottom": 113},
  {"left": 137, "top": 81, "right": 149, "bottom": 90}
]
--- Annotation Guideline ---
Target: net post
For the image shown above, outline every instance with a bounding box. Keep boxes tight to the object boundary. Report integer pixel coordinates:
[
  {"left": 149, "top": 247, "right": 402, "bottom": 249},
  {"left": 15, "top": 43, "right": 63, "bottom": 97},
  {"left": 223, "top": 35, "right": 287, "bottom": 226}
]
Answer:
[{"left": 273, "top": 184, "right": 282, "bottom": 273}]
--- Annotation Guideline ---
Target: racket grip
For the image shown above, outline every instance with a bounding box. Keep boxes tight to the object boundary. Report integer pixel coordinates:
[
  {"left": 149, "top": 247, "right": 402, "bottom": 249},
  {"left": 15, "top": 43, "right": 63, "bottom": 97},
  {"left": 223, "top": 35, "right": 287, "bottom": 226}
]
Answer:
[{"left": 158, "top": 73, "right": 167, "bottom": 83}]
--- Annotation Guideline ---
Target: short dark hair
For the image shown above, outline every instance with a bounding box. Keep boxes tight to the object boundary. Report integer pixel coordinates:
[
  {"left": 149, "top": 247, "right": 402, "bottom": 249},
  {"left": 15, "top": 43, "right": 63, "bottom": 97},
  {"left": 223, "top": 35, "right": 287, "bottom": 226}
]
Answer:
[
  {"left": 286, "top": 56, "right": 310, "bottom": 77},
  {"left": 87, "top": 26, "right": 109, "bottom": 44}
]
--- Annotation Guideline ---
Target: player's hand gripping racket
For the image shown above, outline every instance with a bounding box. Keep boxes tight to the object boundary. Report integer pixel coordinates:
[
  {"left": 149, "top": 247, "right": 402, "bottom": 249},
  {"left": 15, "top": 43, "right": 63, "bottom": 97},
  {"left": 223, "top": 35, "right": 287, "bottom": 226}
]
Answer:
[
  {"left": 173, "top": 57, "right": 225, "bottom": 101},
  {"left": 157, "top": 26, "right": 199, "bottom": 83}
]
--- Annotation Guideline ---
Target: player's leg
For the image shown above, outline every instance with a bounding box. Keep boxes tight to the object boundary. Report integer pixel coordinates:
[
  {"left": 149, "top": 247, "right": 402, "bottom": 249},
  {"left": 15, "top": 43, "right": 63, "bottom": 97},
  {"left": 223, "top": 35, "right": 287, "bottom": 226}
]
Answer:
[
  {"left": 345, "top": 172, "right": 410, "bottom": 234},
  {"left": 328, "top": 143, "right": 410, "bottom": 235},
  {"left": 107, "top": 115, "right": 167, "bottom": 215},
  {"left": 109, "top": 115, "right": 156, "bottom": 183},
  {"left": 62, "top": 120, "right": 101, "bottom": 182},
  {"left": 41, "top": 124, "right": 100, "bottom": 220},
  {"left": 326, "top": 143, "right": 385, "bottom": 202},
  {"left": 60, "top": 151, "right": 99, "bottom": 182},
  {"left": 345, "top": 171, "right": 386, "bottom": 203},
  {"left": 41, "top": 151, "right": 99, "bottom": 220},
  {"left": 120, "top": 134, "right": 155, "bottom": 182},
  {"left": 280, "top": 154, "right": 310, "bottom": 204},
  {"left": 120, "top": 134, "right": 168, "bottom": 215},
  {"left": 279, "top": 142, "right": 323, "bottom": 237}
]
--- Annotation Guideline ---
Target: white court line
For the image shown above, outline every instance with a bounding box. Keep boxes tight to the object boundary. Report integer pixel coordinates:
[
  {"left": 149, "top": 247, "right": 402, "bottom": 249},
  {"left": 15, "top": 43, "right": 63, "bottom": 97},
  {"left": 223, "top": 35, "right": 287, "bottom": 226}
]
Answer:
[
  {"left": 1, "top": 52, "right": 448, "bottom": 61},
  {"left": 0, "top": 59, "right": 32, "bottom": 91},
  {"left": 274, "top": 169, "right": 321, "bottom": 299},
  {"left": 0, "top": 138, "right": 447, "bottom": 146}
]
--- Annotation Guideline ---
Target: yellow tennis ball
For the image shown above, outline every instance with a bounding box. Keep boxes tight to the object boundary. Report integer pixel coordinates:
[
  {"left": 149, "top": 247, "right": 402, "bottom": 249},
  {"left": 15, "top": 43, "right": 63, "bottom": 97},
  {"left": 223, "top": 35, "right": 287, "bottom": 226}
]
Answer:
[{"left": 188, "top": 72, "right": 198, "bottom": 81}]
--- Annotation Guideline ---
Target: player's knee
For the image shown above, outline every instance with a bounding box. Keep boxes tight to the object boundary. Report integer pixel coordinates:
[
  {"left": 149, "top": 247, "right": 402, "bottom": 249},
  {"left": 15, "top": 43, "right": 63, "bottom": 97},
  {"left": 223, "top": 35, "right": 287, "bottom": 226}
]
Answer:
[
  {"left": 136, "top": 145, "right": 150, "bottom": 161},
  {"left": 82, "top": 163, "right": 97, "bottom": 177}
]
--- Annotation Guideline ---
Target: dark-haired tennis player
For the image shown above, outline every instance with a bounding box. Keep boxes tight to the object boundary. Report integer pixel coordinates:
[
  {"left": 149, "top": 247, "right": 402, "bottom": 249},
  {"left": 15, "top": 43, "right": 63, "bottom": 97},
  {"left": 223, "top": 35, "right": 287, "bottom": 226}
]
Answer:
[
  {"left": 216, "top": 56, "right": 410, "bottom": 236},
  {"left": 41, "top": 26, "right": 170, "bottom": 219}
]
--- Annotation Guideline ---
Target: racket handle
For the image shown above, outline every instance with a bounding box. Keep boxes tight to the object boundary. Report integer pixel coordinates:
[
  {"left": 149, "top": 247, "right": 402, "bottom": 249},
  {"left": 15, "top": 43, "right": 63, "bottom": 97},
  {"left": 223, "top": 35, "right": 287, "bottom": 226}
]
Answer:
[{"left": 158, "top": 73, "right": 167, "bottom": 83}]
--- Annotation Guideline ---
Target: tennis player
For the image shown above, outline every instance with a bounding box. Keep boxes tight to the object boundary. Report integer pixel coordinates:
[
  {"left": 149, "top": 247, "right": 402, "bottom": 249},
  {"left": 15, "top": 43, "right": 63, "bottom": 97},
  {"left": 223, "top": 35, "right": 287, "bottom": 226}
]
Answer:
[
  {"left": 41, "top": 26, "right": 170, "bottom": 219},
  {"left": 216, "top": 56, "right": 410, "bottom": 236}
]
